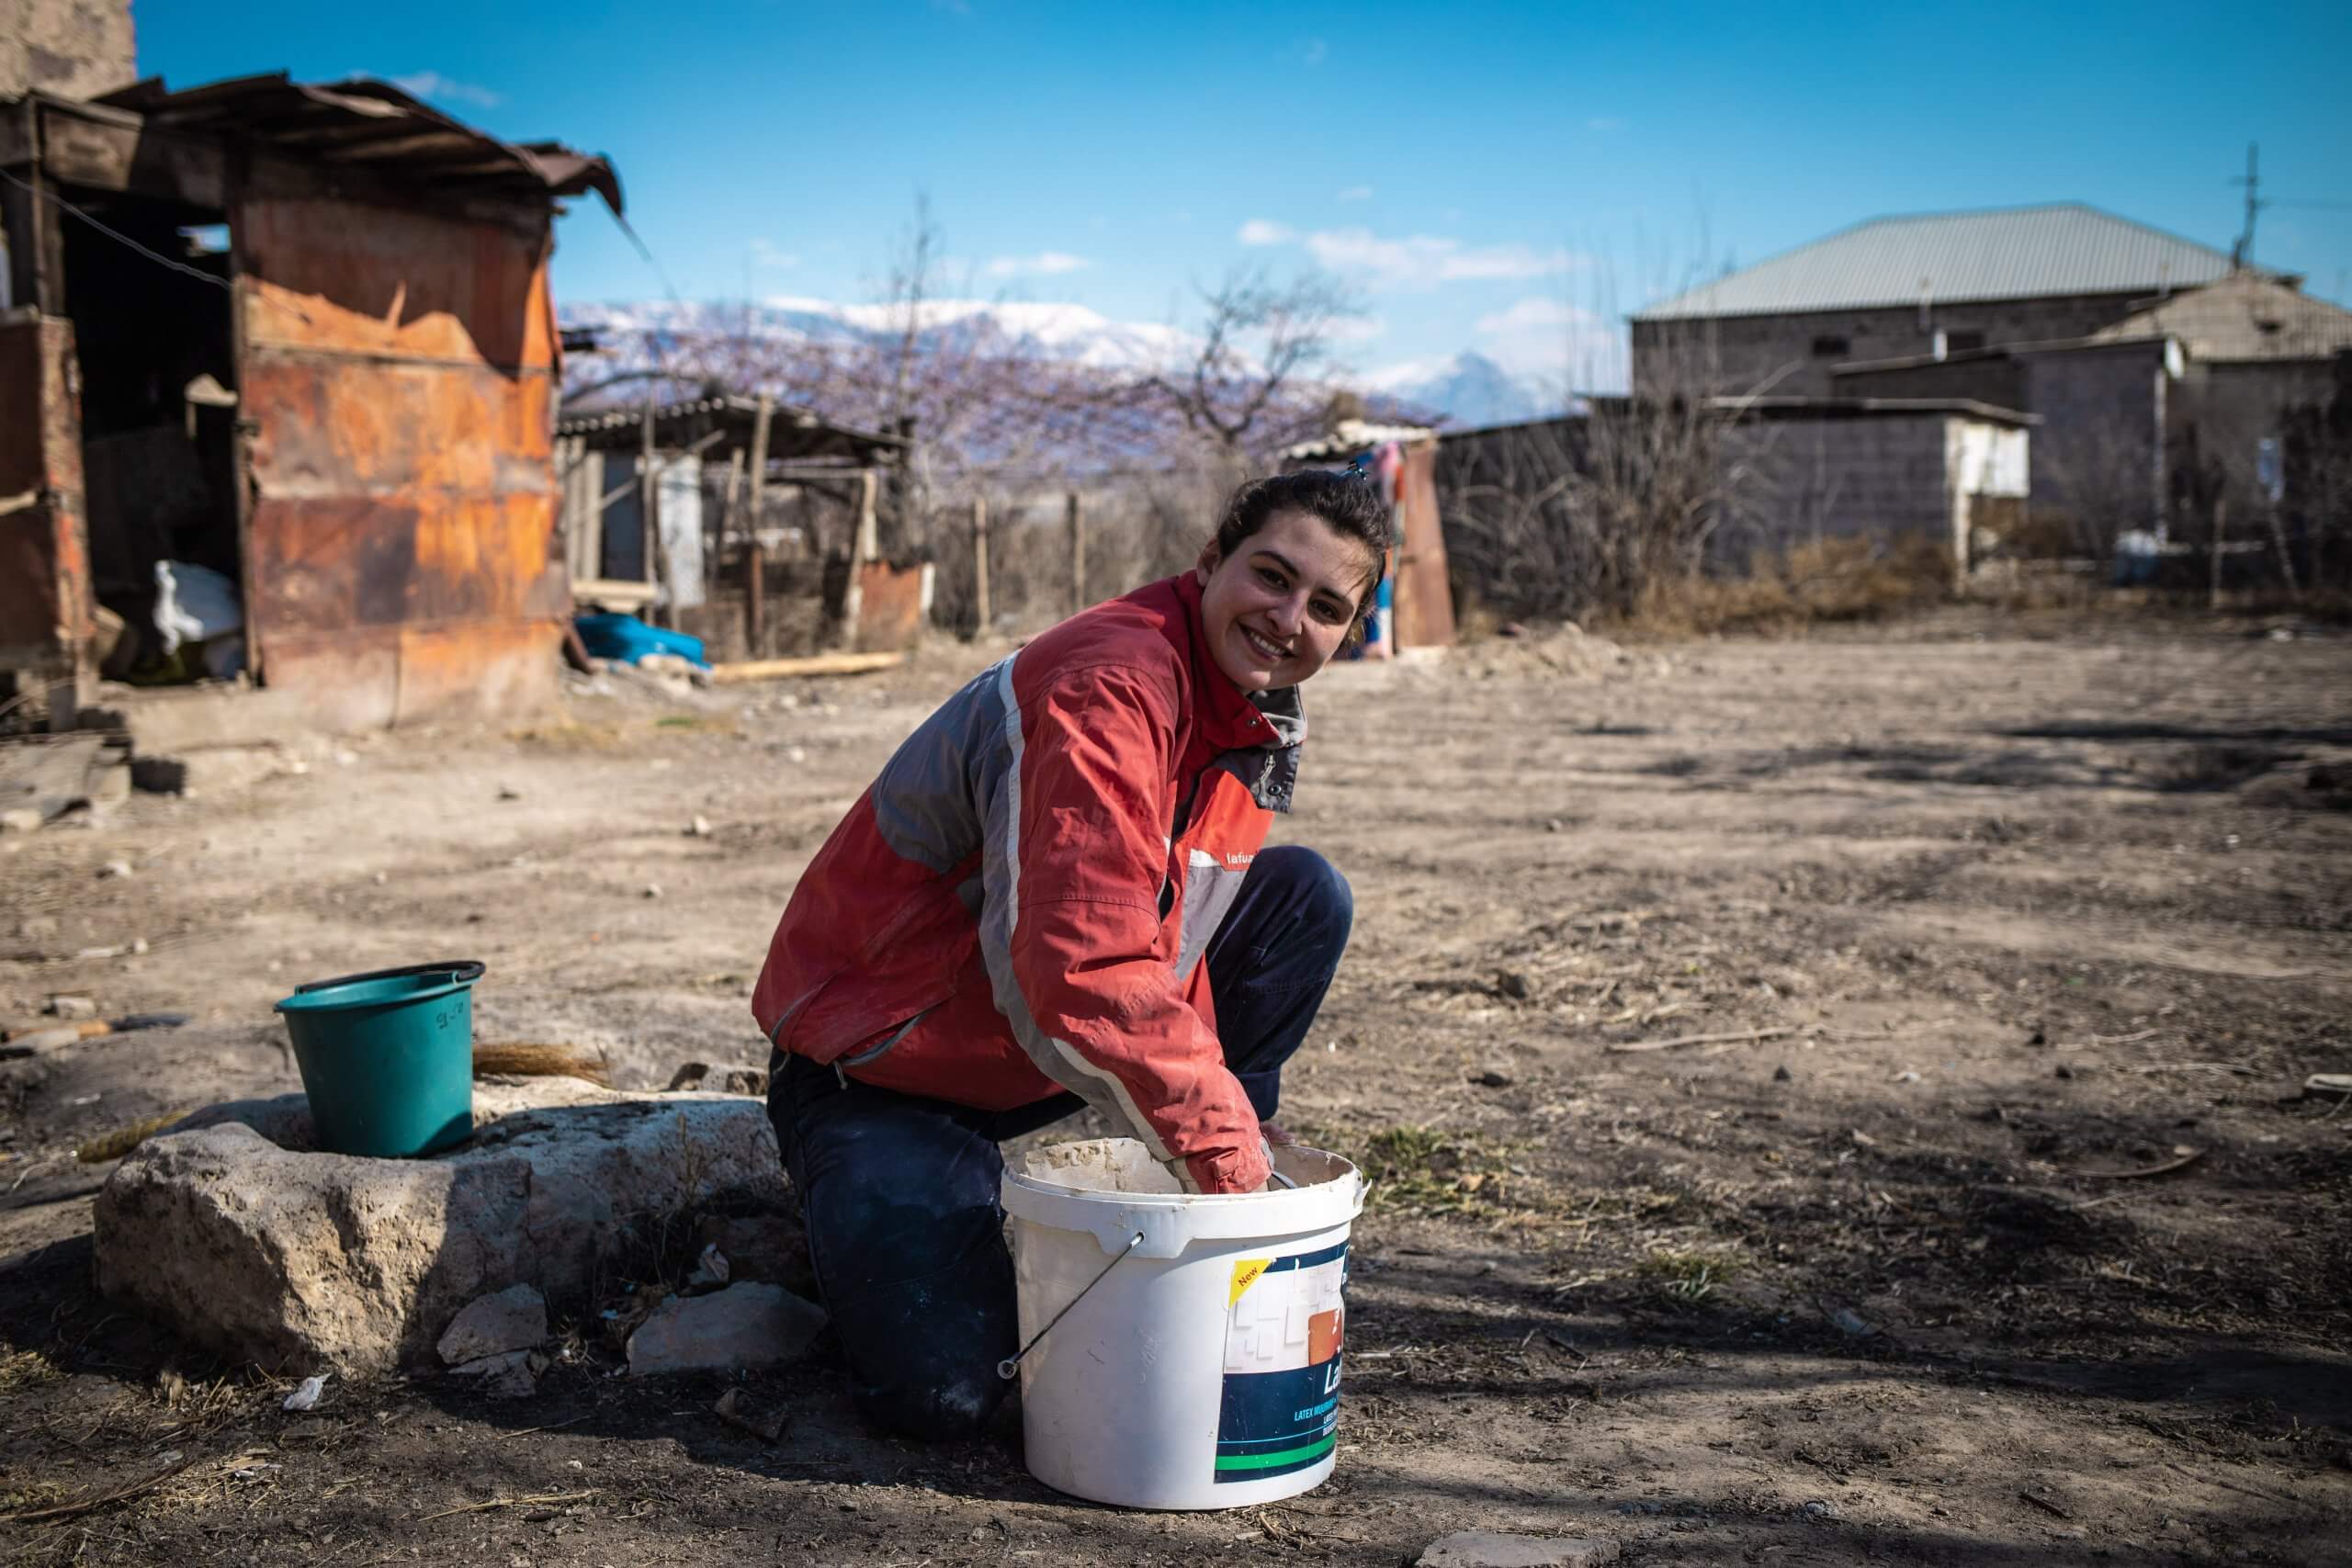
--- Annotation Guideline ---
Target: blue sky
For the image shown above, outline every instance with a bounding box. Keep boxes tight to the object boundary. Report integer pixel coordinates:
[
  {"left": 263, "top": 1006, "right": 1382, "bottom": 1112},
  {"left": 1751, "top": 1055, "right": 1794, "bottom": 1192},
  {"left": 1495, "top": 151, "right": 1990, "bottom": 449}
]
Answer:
[{"left": 137, "top": 0, "right": 2352, "bottom": 389}]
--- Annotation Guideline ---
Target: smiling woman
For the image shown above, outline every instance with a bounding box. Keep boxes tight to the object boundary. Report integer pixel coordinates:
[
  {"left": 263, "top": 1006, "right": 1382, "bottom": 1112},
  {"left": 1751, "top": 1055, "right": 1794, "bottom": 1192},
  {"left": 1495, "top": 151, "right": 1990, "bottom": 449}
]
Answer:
[
  {"left": 1194, "top": 469, "right": 1394, "bottom": 692},
  {"left": 747, "top": 466, "right": 1396, "bottom": 1442}
]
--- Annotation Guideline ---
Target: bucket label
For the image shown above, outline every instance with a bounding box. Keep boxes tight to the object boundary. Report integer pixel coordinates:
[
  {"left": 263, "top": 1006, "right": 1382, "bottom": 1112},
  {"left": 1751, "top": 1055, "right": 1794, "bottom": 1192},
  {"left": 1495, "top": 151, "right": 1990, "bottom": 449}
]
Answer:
[{"left": 1214, "top": 1240, "right": 1347, "bottom": 1483}]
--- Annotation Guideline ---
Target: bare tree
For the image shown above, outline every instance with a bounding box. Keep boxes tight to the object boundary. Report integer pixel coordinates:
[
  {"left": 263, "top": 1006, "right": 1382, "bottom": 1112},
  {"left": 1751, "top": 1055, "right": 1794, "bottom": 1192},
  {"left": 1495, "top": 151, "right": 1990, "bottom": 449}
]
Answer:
[{"left": 1142, "top": 265, "right": 1362, "bottom": 461}]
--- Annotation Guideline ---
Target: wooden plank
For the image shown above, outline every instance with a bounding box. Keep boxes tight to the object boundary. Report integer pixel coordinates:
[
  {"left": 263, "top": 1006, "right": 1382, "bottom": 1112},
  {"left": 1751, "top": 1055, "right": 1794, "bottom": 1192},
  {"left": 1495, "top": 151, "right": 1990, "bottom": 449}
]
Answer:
[
  {"left": 971, "top": 497, "right": 989, "bottom": 633},
  {"left": 571, "top": 577, "right": 660, "bottom": 611},
  {"left": 34, "top": 108, "right": 226, "bottom": 209},
  {"left": 707, "top": 650, "right": 904, "bottom": 684},
  {"left": 744, "top": 394, "right": 772, "bottom": 653}
]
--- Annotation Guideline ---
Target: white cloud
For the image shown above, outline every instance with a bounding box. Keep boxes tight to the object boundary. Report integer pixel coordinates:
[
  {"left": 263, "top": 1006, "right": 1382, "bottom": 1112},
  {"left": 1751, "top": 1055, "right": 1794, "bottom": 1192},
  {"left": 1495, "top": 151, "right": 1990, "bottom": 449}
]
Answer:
[
  {"left": 1324, "top": 314, "right": 1389, "bottom": 344},
  {"left": 388, "top": 71, "right": 501, "bottom": 109},
  {"left": 1336, "top": 185, "right": 1374, "bottom": 202},
  {"left": 1237, "top": 219, "right": 1295, "bottom": 246},
  {"left": 1475, "top": 298, "right": 1596, "bottom": 335},
  {"left": 1305, "top": 227, "right": 1580, "bottom": 287},
  {"left": 750, "top": 238, "right": 798, "bottom": 269},
  {"left": 1475, "top": 295, "right": 1623, "bottom": 384},
  {"left": 984, "top": 251, "right": 1092, "bottom": 278}
]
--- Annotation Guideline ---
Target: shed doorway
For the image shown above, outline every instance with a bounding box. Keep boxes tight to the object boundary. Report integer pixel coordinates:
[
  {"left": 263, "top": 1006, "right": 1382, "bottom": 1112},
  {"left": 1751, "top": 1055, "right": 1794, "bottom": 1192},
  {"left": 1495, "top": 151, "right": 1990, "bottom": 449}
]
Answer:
[{"left": 58, "top": 191, "right": 243, "bottom": 681}]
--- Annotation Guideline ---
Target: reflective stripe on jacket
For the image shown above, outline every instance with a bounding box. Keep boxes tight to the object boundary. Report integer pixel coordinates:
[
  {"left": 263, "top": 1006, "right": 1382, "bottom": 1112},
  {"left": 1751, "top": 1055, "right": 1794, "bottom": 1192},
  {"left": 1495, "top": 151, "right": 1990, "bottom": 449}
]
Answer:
[{"left": 750, "top": 570, "right": 1303, "bottom": 1194}]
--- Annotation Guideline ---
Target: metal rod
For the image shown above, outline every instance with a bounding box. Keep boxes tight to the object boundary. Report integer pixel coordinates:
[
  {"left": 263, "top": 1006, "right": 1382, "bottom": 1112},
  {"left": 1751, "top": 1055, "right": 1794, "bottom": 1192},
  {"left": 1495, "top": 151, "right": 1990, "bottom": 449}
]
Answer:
[{"left": 996, "top": 1230, "right": 1144, "bottom": 1380}]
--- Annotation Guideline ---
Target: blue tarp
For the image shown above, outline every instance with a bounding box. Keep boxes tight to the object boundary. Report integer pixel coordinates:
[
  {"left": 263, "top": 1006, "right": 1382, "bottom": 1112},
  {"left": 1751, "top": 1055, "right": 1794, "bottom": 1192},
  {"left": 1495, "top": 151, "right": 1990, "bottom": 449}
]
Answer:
[{"left": 574, "top": 613, "right": 709, "bottom": 670}]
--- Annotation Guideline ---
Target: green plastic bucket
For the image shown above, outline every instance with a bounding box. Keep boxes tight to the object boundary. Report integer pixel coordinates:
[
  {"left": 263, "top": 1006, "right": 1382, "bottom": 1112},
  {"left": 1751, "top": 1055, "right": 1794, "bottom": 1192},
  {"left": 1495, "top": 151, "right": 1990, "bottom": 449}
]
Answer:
[{"left": 273, "top": 962, "right": 484, "bottom": 1158}]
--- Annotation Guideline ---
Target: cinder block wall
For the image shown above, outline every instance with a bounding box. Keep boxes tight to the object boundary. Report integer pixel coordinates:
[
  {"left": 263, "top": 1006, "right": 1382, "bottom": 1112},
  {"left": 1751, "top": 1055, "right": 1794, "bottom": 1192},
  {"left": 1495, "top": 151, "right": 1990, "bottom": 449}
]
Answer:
[
  {"left": 1635, "top": 293, "right": 2154, "bottom": 398},
  {"left": 0, "top": 0, "right": 134, "bottom": 100},
  {"left": 1713, "top": 413, "right": 1958, "bottom": 564},
  {"left": 2022, "top": 345, "right": 2166, "bottom": 530}
]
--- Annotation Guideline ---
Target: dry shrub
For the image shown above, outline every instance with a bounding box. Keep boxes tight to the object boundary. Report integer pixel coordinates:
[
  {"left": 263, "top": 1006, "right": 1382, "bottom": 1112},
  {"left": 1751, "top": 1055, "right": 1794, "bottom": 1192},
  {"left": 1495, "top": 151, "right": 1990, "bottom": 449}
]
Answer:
[{"left": 1627, "top": 535, "right": 1951, "bottom": 637}]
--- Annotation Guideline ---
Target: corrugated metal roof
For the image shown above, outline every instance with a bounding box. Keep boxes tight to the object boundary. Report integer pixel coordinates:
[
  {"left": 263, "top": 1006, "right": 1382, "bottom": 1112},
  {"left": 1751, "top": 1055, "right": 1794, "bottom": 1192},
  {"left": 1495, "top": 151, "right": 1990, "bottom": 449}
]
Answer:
[
  {"left": 556, "top": 393, "right": 906, "bottom": 461},
  {"left": 92, "top": 73, "right": 622, "bottom": 214},
  {"left": 2090, "top": 272, "right": 2352, "bottom": 362},
  {"left": 1635, "top": 204, "right": 2241, "bottom": 321}
]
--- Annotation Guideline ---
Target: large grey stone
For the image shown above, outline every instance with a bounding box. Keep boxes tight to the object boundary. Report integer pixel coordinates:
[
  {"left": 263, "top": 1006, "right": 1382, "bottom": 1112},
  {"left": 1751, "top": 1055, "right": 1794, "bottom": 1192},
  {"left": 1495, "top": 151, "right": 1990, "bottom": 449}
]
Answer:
[
  {"left": 437, "top": 1283, "right": 548, "bottom": 1365},
  {"left": 627, "top": 1282, "right": 826, "bottom": 1376},
  {"left": 1417, "top": 1534, "right": 1620, "bottom": 1568},
  {"left": 93, "top": 1079, "right": 786, "bottom": 1373}
]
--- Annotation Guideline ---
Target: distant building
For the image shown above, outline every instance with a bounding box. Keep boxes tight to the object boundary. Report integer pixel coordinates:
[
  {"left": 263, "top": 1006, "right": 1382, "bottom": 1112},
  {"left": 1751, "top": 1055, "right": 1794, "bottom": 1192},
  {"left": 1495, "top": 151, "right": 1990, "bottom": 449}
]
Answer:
[
  {"left": 1631, "top": 204, "right": 2246, "bottom": 400},
  {"left": 1635, "top": 204, "right": 2352, "bottom": 547},
  {"left": 0, "top": 74, "right": 619, "bottom": 733}
]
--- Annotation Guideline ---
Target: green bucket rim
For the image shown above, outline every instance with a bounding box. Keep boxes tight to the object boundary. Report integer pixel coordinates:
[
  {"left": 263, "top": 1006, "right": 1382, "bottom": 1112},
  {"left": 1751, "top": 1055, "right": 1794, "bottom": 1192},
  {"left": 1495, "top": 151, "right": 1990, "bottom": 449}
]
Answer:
[{"left": 275, "top": 961, "right": 485, "bottom": 1015}]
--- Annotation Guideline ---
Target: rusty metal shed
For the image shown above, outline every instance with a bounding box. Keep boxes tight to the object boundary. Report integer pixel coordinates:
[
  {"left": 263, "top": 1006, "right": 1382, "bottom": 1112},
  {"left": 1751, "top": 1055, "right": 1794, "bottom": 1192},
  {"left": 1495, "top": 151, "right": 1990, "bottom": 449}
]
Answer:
[{"left": 0, "top": 73, "right": 620, "bottom": 730}]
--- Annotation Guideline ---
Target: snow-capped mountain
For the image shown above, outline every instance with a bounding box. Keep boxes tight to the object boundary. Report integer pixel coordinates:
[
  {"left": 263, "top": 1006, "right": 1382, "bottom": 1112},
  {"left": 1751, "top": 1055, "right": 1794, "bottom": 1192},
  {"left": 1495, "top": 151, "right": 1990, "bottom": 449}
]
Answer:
[
  {"left": 560, "top": 296, "right": 1197, "bottom": 378},
  {"left": 1362, "top": 351, "right": 1566, "bottom": 429}
]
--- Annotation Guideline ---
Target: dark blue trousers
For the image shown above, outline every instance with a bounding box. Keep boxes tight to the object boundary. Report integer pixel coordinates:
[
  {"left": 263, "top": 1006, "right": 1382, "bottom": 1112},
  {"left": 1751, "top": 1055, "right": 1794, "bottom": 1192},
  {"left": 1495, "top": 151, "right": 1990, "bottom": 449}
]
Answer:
[{"left": 767, "top": 844, "right": 1351, "bottom": 1440}]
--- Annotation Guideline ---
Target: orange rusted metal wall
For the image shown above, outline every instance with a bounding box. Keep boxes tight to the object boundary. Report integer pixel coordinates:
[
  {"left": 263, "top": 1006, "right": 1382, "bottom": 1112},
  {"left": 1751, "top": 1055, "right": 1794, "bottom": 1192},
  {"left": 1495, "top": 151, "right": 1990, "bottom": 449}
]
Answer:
[
  {"left": 0, "top": 314, "right": 92, "bottom": 696},
  {"left": 1392, "top": 440, "right": 1455, "bottom": 649},
  {"left": 232, "top": 185, "right": 566, "bottom": 727},
  {"left": 853, "top": 560, "right": 931, "bottom": 651}
]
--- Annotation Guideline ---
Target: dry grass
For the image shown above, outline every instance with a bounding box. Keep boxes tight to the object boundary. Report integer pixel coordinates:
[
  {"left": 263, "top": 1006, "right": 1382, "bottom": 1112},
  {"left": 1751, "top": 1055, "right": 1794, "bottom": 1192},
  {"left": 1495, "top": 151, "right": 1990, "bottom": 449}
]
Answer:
[
  {"left": 1635, "top": 1248, "right": 1744, "bottom": 1308},
  {"left": 1623, "top": 536, "right": 1952, "bottom": 637},
  {"left": 74, "top": 1110, "right": 193, "bottom": 1165},
  {"left": 472, "top": 1043, "right": 614, "bottom": 1087},
  {"left": 0, "top": 1348, "right": 62, "bottom": 1394}
]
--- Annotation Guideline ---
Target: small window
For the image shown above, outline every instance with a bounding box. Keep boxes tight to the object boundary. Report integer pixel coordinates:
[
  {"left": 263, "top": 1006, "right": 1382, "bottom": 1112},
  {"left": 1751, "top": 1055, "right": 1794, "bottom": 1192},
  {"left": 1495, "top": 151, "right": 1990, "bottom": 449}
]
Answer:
[
  {"left": 1811, "top": 334, "right": 1850, "bottom": 358},
  {"left": 1945, "top": 330, "right": 1986, "bottom": 353}
]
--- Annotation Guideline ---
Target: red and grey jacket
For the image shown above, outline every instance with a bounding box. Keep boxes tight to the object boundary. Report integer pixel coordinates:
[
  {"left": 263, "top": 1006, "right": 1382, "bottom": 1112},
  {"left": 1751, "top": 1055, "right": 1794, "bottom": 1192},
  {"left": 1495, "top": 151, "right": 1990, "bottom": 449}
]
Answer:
[{"left": 751, "top": 570, "right": 1305, "bottom": 1194}]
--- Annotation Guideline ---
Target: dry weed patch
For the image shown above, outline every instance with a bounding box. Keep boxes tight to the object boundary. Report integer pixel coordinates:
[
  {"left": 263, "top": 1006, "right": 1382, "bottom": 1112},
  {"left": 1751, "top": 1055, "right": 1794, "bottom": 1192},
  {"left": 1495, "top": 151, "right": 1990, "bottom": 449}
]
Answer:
[
  {"left": 1315, "top": 1124, "right": 1550, "bottom": 1219},
  {"left": 1624, "top": 536, "right": 1952, "bottom": 637}
]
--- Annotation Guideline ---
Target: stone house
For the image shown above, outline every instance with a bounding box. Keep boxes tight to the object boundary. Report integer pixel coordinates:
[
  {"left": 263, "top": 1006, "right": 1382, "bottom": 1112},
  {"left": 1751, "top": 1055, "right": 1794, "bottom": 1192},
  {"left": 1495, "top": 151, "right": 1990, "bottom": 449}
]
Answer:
[
  {"left": 1636, "top": 204, "right": 2352, "bottom": 549},
  {"left": 1630, "top": 204, "right": 2244, "bottom": 400}
]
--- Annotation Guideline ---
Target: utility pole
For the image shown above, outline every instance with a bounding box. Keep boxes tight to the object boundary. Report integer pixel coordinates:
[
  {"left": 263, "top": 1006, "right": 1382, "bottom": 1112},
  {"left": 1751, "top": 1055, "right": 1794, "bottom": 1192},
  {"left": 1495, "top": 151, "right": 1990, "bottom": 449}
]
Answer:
[{"left": 2230, "top": 142, "right": 2265, "bottom": 269}]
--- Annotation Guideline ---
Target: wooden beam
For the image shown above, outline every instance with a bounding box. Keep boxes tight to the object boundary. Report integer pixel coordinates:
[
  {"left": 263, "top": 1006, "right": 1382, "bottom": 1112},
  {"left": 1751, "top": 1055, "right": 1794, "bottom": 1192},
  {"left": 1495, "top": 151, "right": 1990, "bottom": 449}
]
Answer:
[
  {"left": 34, "top": 105, "right": 226, "bottom": 209},
  {"left": 971, "top": 497, "right": 990, "bottom": 636},
  {"left": 707, "top": 650, "right": 904, "bottom": 684},
  {"left": 835, "top": 468, "right": 879, "bottom": 651},
  {"left": 744, "top": 394, "right": 773, "bottom": 655},
  {"left": 1067, "top": 490, "right": 1086, "bottom": 614},
  {"left": 639, "top": 396, "right": 663, "bottom": 617}
]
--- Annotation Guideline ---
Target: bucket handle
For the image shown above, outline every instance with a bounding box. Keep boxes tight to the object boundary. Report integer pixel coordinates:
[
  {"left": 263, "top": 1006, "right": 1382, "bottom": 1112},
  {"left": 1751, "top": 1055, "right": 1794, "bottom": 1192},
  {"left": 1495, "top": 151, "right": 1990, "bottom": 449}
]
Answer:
[{"left": 995, "top": 1229, "right": 1144, "bottom": 1382}]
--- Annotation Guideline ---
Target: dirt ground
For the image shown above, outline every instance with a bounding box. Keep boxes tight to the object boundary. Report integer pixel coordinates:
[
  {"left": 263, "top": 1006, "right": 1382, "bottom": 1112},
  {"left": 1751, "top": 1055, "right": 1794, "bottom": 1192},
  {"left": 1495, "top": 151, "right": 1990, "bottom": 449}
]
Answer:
[{"left": 2, "top": 606, "right": 2348, "bottom": 1566}]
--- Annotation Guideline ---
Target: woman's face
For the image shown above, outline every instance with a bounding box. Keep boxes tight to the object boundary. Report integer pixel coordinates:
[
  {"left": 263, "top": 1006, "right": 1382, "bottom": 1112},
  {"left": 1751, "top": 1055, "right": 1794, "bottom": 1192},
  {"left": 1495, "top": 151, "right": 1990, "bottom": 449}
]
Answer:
[{"left": 1194, "top": 508, "right": 1378, "bottom": 693}]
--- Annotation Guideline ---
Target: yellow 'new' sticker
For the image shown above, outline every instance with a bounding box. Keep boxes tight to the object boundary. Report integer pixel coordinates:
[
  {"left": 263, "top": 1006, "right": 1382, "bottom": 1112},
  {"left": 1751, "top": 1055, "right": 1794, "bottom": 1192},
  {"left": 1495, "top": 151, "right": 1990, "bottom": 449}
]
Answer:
[{"left": 1228, "top": 1257, "right": 1272, "bottom": 1307}]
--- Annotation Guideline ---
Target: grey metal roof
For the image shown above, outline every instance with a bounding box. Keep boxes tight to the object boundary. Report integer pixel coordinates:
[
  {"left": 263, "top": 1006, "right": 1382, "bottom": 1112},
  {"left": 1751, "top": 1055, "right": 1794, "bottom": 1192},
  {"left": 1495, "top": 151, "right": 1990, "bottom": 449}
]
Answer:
[{"left": 1635, "top": 204, "right": 2242, "bottom": 321}]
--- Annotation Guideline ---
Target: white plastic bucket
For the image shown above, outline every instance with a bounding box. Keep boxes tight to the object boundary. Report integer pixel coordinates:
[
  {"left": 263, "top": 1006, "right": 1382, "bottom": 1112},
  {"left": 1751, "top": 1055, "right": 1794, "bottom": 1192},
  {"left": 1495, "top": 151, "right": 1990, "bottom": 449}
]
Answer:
[{"left": 1000, "top": 1138, "right": 1364, "bottom": 1510}]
